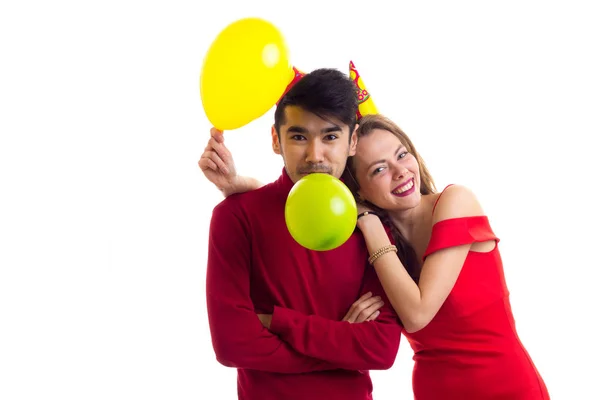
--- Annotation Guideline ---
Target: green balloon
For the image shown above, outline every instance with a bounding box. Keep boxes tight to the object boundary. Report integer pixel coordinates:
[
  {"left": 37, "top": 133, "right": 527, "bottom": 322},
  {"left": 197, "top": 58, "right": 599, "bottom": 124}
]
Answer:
[{"left": 285, "top": 173, "right": 358, "bottom": 251}]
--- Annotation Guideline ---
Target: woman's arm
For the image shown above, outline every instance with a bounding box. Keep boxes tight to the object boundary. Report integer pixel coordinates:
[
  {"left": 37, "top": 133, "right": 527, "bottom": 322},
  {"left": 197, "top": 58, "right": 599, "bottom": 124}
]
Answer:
[
  {"left": 198, "top": 128, "right": 264, "bottom": 196},
  {"left": 357, "top": 185, "right": 485, "bottom": 333}
]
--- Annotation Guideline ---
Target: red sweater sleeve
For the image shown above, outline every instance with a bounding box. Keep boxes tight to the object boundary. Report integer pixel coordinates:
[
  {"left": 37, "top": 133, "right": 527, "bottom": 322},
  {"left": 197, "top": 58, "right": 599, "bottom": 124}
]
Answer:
[
  {"left": 269, "top": 266, "right": 402, "bottom": 370},
  {"left": 206, "top": 200, "right": 335, "bottom": 373}
]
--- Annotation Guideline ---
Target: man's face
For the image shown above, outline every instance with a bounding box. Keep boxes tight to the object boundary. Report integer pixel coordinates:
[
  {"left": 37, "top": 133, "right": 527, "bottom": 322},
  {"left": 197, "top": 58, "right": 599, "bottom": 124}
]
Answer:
[{"left": 272, "top": 106, "right": 357, "bottom": 183}]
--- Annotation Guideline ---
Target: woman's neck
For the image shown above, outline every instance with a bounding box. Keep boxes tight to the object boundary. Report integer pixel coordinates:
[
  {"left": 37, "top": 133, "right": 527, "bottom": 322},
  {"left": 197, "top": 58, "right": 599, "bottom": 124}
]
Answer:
[{"left": 387, "top": 194, "right": 434, "bottom": 242}]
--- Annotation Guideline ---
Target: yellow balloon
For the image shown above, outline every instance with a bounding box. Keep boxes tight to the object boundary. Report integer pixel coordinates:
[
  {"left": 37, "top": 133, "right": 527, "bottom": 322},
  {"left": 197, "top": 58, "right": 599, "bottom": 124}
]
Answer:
[
  {"left": 200, "top": 18, "right": 294, "bottom": 130},
  {"left": 285, "top": 173, "right": 357, "bottom": 251}
]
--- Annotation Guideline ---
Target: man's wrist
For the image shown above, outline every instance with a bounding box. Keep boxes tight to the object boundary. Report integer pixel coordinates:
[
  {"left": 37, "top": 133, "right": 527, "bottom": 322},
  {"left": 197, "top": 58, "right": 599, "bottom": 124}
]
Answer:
[{"left": 221, "top": 175, "right": 242, "bottom": 197}]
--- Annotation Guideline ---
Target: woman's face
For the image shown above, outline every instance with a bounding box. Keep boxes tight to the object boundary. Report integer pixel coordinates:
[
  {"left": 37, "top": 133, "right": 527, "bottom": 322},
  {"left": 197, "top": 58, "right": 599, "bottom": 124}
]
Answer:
[{"left": 353, "top": 128, "right": 422, "bottom": 211}]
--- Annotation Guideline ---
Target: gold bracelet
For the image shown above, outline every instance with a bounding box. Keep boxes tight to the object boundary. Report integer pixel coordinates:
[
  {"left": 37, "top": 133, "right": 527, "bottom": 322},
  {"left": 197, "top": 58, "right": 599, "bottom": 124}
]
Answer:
[{"left": 368, "top": 245, "right": 397, "bottom": 265}]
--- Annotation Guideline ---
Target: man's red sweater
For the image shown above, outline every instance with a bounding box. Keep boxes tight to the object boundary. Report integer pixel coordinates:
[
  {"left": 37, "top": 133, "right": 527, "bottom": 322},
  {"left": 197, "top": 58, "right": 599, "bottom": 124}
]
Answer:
[{"left": 206, "top": 169, "right": 402, "bottom": 400}]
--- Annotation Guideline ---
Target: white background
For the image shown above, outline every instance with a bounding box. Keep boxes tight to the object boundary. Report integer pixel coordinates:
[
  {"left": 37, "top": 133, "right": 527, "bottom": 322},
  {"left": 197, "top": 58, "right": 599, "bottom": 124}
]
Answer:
[{"left": 1, "top": 1, "right": 598, "bottom": 399}]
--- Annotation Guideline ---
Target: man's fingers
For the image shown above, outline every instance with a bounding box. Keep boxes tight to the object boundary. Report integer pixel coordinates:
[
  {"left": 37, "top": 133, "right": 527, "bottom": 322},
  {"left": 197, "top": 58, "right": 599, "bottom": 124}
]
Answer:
[
  {"left": 345, "top": 295, "right": 381, "bottom": 323},
  {"left": 342, "top": 310, "right": 352, "bottom": 322},
  {"left": 355, "top": 301, "right": 384, "bottom": 323},
  {"left": 201, "top": 151, "right": 229, "bottom": 174},
  {"left": 351, "top": 298, "right": 383, "bottom": 322},
  {"left": 198, "top": 157, "right": 218, "bottom": 172},
  {"left": 342, "top": 292, "right": 373, "bottom": 323},
  {"left": 366, "top": 311, "right": 381, "bottom": 322},
  {"left": 208, "top": 137, "right": 232, "bottom": 163},
  {"left": 352, "top": 292, "right": 373, "bottom": 307},
  {"left": 210, "top": 127, "right": 225, "bottom": 143}
]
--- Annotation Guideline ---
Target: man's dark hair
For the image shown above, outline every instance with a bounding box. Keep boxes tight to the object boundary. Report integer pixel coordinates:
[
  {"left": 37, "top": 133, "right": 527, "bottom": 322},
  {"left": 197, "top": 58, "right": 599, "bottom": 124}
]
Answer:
[{"left": 274, "top": 68, "right": 358, "bottom": 138}]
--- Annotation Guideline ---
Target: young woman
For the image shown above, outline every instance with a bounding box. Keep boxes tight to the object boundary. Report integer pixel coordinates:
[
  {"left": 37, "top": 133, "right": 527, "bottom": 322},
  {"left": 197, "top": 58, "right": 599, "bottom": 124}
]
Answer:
[{"left": 199, "top": 114, "right": 550, "bottom": 399}]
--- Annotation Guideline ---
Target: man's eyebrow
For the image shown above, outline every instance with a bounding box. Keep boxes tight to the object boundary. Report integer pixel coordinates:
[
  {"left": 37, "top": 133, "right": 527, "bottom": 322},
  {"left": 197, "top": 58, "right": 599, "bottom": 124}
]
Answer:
[
  {"left": 322, "top": 125, "right": 342, "bottom": 133},
  {"left": 286, "top": 126, "right": 308, "bottom": 134},
  {"left": 285, "top": 125, "right": 343, "bottom": 134}
]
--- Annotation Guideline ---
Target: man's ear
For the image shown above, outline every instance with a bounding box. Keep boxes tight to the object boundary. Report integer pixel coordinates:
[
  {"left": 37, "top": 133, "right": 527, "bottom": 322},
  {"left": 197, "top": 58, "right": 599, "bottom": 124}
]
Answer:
[
  {"left": 349, "top": 123, "right": 358, "bottom": 156},
  {"left": 271, "top": 125, "right": 281, "bottom": 155}
]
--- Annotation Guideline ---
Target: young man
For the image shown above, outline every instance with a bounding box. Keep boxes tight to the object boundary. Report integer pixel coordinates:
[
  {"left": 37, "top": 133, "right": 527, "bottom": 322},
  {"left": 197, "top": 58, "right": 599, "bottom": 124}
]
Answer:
[{"left": 203, "top": 69, "right": 402, "bottom": 400}]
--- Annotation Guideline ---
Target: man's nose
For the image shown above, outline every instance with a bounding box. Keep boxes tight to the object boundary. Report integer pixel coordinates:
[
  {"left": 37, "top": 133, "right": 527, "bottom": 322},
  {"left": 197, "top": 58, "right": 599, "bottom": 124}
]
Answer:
[{"left": 305, "top": 140, "right": 325, "bottom": 163}]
